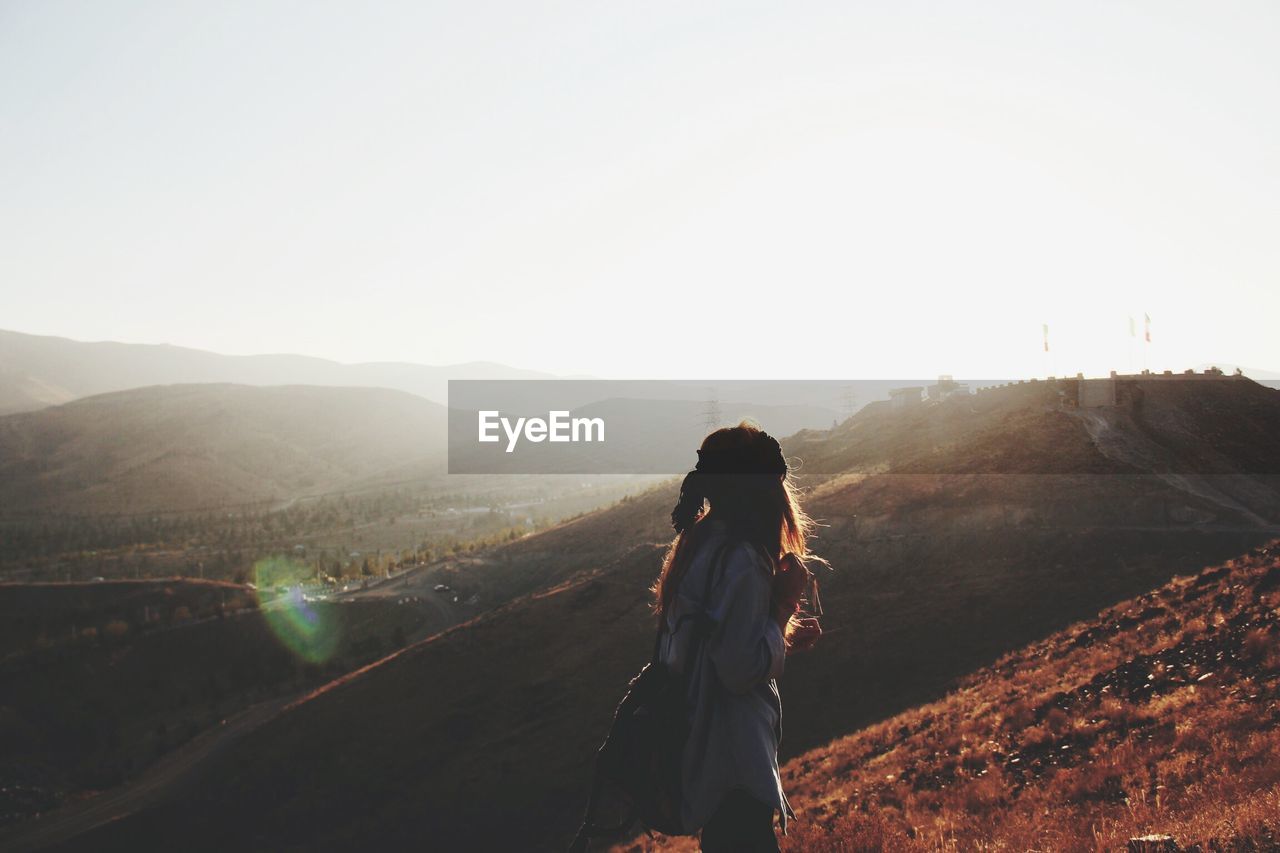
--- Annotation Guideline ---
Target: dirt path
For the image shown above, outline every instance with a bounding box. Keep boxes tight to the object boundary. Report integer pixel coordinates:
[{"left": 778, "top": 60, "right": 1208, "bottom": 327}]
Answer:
[{"left": 0, "top": 693, "right": 296, "bottom": 853}]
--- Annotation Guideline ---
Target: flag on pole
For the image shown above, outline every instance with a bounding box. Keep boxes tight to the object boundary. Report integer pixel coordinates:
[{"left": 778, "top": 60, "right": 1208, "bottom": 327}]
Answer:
[
  {"left": 1042, "top": 324, "right": 1049, "bottom": 353},
  {"left": 1144, "top": 313, "right": 1151, "bottom": 343},
  {"left": 1129, "top": 316, "right": 1136, "bottom": 337}
]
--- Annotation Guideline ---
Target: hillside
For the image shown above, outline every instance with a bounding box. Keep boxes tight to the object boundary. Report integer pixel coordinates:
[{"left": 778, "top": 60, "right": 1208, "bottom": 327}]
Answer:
[
  {"left": 0, "top": 383, "right": 446, "bottom": 515},
  {"left": 34, "top": 376, "right": 1280, "bottom": 852},
  {"left": 634, "top": 540, "right": 1280, "bottom": 851},
  {"left": 0, "top": 580, "right": 443, "bottom": 831},
  {"left": 0, "top": 329, "right": 551, "bottom": 415}
]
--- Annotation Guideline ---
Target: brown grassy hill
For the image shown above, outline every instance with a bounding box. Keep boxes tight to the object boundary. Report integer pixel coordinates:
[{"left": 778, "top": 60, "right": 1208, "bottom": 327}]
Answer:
[
  {"left": 42, "top": 377, "right": 1280, "bottom": 852},
  {"left": 0, "top": 383, "right": 446, "bottom": 515},
  {"left": 614, "top": 540, "right": 1280, "bottom": 851}
]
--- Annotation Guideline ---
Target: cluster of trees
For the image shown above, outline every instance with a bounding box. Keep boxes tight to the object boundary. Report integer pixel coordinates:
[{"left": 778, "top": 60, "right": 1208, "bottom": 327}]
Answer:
[
  {"left": 2, "top": 476, "right": 646, "bottom": 584},
  {"left": 0, "top": 489, "right": 427, "bottom": 563},
  {"left": 1, "top": 489, "right": 549, "bottom": 582}
]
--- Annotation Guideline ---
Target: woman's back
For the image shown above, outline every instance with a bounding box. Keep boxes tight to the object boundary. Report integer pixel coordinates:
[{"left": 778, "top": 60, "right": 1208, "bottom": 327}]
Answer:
[{"left": 659, "top": 518, "right": 795, "bottom": 837}]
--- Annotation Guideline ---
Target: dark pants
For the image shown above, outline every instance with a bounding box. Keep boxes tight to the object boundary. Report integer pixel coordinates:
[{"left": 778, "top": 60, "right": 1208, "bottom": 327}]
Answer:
[{"left": 699, "top": 787, "right": 780, "bottom": 853}]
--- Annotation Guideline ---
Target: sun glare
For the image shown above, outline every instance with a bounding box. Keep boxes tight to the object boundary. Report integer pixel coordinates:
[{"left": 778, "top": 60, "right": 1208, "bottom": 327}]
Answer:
[{"left": 253, "top": 556, "right": 339, "bottom": 664}]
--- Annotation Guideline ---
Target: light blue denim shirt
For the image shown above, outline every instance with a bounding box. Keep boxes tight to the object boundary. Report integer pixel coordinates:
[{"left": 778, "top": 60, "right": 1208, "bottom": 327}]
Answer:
[{"left": 658, "top": 520, "right": 796, "bottom": 836}]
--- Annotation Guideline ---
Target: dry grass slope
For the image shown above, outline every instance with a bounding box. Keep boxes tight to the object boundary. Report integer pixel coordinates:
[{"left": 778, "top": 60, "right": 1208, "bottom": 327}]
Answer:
[{"left": 623, "top": 541, "right": 1280, "bottom": 852}]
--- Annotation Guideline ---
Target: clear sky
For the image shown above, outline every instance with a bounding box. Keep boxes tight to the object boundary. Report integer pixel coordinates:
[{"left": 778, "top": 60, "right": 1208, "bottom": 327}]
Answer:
[{"left": 2, "top": 1, "right": 1277, "bottom": 379}]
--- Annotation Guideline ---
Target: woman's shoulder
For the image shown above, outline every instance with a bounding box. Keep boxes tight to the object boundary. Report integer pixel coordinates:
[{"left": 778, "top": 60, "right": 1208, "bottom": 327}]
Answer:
[{"left": 699, "top": 527, "right": 772, "bottom": 583}]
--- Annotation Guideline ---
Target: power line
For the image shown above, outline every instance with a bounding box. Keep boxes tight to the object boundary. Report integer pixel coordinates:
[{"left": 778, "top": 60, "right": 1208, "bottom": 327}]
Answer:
[{"left": 701, "top": 386, "right": 722, "bottom": 434}]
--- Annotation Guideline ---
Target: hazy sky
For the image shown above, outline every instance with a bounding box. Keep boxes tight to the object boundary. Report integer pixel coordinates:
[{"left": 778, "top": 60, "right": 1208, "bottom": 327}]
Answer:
[{"left": 3, "top": 2, "right": 1277, "bottom": 379}]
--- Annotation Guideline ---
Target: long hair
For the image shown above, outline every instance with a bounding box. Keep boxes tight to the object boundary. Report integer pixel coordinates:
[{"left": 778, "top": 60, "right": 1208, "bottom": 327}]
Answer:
[{"left": 650, "top": 421, "right": 826, "bottom": 622}]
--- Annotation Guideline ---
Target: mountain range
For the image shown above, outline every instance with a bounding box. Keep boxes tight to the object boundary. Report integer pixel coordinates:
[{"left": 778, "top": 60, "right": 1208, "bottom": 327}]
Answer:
[{"left": 0, "top": 329, "right": 553, "bottom": 416}]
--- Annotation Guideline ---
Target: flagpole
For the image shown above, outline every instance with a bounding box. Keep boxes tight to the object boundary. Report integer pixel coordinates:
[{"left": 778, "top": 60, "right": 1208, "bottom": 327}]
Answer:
[
  {"left": 1127, "top": 315, "right": 1135, "bottom": 374},
  {"left": 1143, "top": 313, "right": 1151, "bottom": 372}
]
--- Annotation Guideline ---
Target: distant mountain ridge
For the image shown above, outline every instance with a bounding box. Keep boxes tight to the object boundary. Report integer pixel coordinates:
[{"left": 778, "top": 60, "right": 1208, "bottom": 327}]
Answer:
[
  {"left": 0, "top": 329, "right": 554, "bottom": 415},
  {"left": 0, "top": 383, "right": 446, "bottom": 515}
]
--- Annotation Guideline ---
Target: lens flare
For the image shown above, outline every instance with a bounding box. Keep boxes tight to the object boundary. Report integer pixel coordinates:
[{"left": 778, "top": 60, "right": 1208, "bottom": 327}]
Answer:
[{"left": 253, "top": 556, "right": 339, "bottom": 664}]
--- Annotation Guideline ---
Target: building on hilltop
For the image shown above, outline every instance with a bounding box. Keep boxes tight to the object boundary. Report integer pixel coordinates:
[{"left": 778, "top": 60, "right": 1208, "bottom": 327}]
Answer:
[
  {"left": 1063, "top": 366, "right": 1244, "bottom": 409},
  {"left": 1108, "top": 366, "right": 1238, "bottom": 380},
  {"left": 926, "top": 375, "right": 971, "bottom": 402}
]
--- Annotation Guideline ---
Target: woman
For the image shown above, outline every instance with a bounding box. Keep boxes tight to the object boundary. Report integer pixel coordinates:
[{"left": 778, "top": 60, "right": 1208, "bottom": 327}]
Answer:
[{"left": 652, "top": 422, "right": 825, "bottom": 852}]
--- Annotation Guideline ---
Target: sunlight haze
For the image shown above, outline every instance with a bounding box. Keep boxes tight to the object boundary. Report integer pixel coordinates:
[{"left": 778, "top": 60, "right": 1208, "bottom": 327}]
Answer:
[{"left": 3, "top": 1, "right": 1277, "bottom": 378}]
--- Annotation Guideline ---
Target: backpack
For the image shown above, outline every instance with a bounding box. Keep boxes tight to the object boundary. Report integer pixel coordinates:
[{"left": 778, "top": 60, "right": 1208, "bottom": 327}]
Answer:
[{"left": 568, "top": 540, "right": 733, "bottom": 852}]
